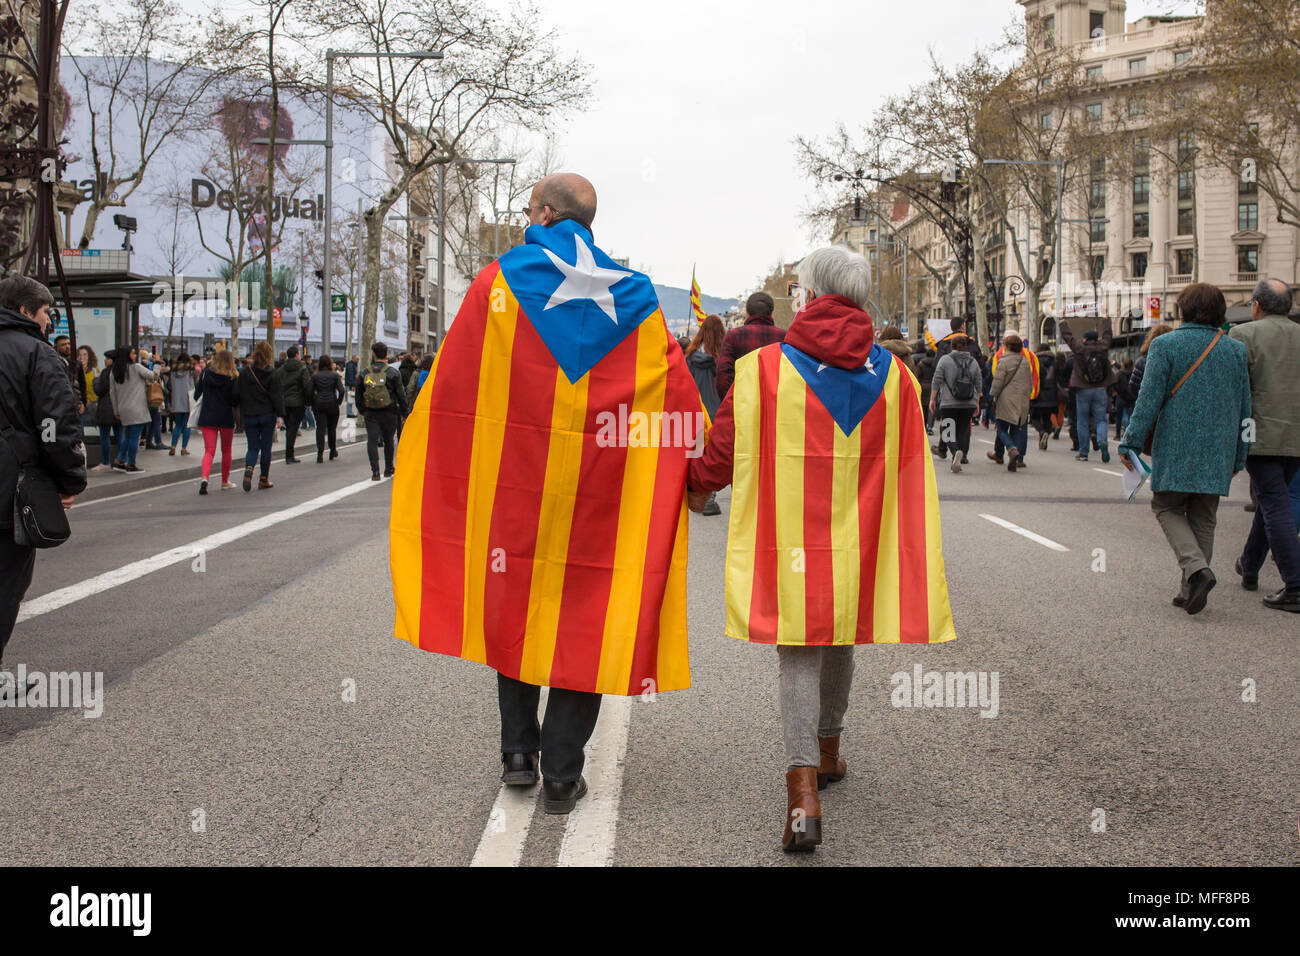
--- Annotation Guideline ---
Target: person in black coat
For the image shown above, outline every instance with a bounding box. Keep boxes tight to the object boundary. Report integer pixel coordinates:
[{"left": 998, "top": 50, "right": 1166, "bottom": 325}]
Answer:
[
  {"left": 237, "top": 340, "right": 284, "bottom": 491},
  {"left": 1028, "top": 349, "right": 1059, "bottom": 450},
  {"left": 0, "top": 276, "right": 86, "bottom": 696},
  {"left": 309, "top": 355, "right": 346, "bottom": 463},
  {"left": 194, "top": 349, "right": 240, "bottom": 494}
]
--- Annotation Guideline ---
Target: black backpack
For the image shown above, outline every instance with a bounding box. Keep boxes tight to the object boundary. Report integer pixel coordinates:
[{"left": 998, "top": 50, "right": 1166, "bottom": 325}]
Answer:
[
  {"left": 1080, "top": 349, "right": 1109, "bottom": 386},
  {"left": 951, "top": 353, "right": 978, "bottom": 401},
  {"left": 1039, "top": 358, "right": 1056, "bottom": 392}
]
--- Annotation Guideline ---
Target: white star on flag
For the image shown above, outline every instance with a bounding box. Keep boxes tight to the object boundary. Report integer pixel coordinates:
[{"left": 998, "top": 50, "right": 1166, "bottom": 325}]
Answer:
[
  {"left": 816, "top": 363, "right": 828, "bottom": 373},
  {"left": 540, "top": 235, "right": 633, "bottom": 323}
]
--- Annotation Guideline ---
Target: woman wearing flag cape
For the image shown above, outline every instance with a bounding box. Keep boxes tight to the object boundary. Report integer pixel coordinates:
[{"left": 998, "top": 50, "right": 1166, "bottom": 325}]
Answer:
[{"left": 688, "top": 245, "right": 956, "bottom": 852}]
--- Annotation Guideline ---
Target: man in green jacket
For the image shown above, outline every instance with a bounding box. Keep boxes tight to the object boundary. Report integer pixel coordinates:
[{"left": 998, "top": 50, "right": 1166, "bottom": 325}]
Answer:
[
  {"left": 1230, "top": 278, "right": 1300, "bottom": 612},
  {"left": 274, "top": 345, "right": 312, "bottom": 464}
]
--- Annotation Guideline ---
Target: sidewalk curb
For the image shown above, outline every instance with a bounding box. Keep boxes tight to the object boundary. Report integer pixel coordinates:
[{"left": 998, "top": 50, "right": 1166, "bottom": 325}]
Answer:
[{"left": 77, "top": 435, "right": 367, "bottom": 504}]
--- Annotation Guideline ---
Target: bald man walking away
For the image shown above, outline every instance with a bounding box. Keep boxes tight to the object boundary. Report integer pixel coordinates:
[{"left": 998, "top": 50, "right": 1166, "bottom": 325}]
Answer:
[
  {"left": 389, "top": 173, "right": 703, "bottom": 814},
  {"left": 1230, "top": 278, "right": 1300, "bottom": 612}
]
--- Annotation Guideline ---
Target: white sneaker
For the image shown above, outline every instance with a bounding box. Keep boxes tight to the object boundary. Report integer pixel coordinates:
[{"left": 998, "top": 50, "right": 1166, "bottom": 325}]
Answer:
[{"left": 950, "top": 452, "right": 962, "bottom": 473}]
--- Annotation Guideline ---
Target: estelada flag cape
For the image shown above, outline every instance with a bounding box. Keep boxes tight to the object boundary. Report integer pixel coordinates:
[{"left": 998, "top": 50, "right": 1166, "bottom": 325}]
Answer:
[
  {"left": 725, "top": 341, "right": 956, "bottom": 646},
  {"left": 991, "top": 345, "right": 1040, "bottom": 400},
  {"left": 389, "top": 219, "right": 707, "bottom": 696}
]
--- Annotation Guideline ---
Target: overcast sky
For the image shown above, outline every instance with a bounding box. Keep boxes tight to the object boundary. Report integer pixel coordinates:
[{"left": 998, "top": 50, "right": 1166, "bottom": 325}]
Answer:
[{"left": 536, "top": 0, "right": 1199, "bottom": 299}]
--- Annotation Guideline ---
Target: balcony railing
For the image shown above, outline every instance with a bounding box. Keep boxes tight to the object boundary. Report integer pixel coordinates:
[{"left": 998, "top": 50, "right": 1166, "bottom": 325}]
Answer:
[
  {"left": 1234, "top": 272, "right": 1259, "bottom": 284},
  {"left": 1169, "top": 273, "right": 1191, "bottom": 284}
]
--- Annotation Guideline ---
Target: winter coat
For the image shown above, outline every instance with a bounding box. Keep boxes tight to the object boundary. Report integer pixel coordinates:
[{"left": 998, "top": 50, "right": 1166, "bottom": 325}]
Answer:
[
  {"left": 108, "top": 358, "right": 159, "bottom": 426},
  {"left": 167, "top": 369, "right": 194, "bottom": 413},
  {"left": 934, "top": 331, "right": 986, "bottom": 369},
  {"left": 93, "top": 367, "right": 116, "bottom": 426},
  {"left": 237, "top": 365, "right": 284, "bottom": 419},
  {"left": 989, "top": 351, "right": 1033, "bottom": 426},
  {"left": 932, "top": 349, "right": 981, "bottom": 410},
  {"left": 1120, "top": 323, "right": 1251, "bottom": 496},
  {"left": 194, "top": 369, "right": 238, "bottom": 430},
  {"left": 1030, "top": 352, "right": 1059, "bottom": 410},
  {"left": 1060, "top": 318, "right": 1117, "bottom": 390},
  {"left": 311, "top": 370, "right": 345, "bottom": 409},
  {"left": 274, "top": 357, "right": 311, "bottom": 408},
  {"left": 1229, "top": 313, "right": 1300, "bottom": 458},
  {"left": 0, "top": 306, "right": 87, "bottom": 529},
  {"left": 687, "top": 348, "right": 721, "bottom": 420},
  {"left": 879, "top": 339, "right": 917, "bottom": 377},
  {"left": 1126, "top": 355, "right": 1148, "bottom": 404}
]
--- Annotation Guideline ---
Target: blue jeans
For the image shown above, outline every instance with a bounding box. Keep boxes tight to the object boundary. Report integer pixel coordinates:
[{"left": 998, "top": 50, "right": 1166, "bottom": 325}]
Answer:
[
  {"left": 170, "top": 412, "right": 191, "bottom": 448},
  {"left": 148, "top": 407, "right": 163, "bottom": 446},
  {"left": 244, "top": 413, "right": 276, "bottom": 476},
  {"left": 1074, "top": 387, "right": 1108, "bottom": 457},
  {"left": 995, "top": 420, "right": 1027, "bottom": 459},
  {"left": 98, "top": 423, "right": 121, "bottom": 464},
  {"left": 1240, "top": 456, "right": 1300, "bottom": 590},
  {"left": 1116, "top": 405, "right": 1131, "bottom": 438},
  {"left": 303, "top": 405, "right": 316, "bottom": 429},
  {"left": 121, "top": 423, "right": 144, "bottom": 466}
]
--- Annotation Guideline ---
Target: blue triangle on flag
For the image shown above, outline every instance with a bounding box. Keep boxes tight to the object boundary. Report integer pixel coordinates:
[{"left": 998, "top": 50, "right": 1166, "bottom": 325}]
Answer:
[
  {"left": 497, "top": 220, "right": 661, "bottom": 383},
  {"left": 782, "top": 343, "right": 891, "bottom": 436}
]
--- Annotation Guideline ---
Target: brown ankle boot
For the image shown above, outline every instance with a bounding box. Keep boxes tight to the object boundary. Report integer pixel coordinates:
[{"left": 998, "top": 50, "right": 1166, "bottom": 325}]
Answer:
[
  {"left": 242, "top": 466, "right": 254, "bottom": 492},
  {"left": 782, "top": 767, "right": 822, "bottom": 852},
  {"left": 258, "top": 475, "right": 273, "bottom": 489},
  {"left": 817, "top": 735, "right": 847, "bottom": 790}
]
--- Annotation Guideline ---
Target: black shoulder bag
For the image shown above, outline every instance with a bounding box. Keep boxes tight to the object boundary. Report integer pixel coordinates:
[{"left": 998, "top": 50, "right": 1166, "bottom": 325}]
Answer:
[{"left": 0, "top": 398, "right": 71, "bottom": 548}]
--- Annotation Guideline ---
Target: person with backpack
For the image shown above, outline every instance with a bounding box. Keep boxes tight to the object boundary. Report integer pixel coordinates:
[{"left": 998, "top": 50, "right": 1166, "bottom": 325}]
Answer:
[
  {"left": 404, "top": 353, "right": 435, "bottom": 410},
  {"left": 274, "top": 345, "right": 312, "bottom": 464},
  {"left": 1061, "top": 317, "right": 1116, "bottom": 463},
  {"left": 105, "top": 346, "right": 160, "bottom": 473},
  {"left": 311, "top": 355, "right": 346, "bottom": 463},
  {"left": 356, "top": 340, "right": 408, "bottom": 480},
  {"left": 930, "top": 335, "right": 981, "bottom": 473},
  {"left": 1029, "top": 347, "right": 1059, "bottom": 451},
  {"left": 237, "top": 340, "right": 284, "bottom": 491}
]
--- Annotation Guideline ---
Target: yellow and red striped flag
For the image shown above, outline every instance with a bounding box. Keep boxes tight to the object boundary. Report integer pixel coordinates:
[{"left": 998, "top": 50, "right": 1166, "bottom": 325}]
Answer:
[{"left": 690, "top": 267, "right": 706, "bottom": 324}]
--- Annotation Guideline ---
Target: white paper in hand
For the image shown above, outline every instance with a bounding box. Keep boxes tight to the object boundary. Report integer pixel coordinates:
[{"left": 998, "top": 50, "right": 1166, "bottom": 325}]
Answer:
[{"left": 1123, "top": 451, "right": 1150, "bottom": 501}]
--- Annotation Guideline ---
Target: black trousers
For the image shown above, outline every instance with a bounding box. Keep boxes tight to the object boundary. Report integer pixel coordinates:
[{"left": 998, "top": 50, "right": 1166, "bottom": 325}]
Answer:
[
  {"left": 284, "top": 405, "right": 306, "bottom": 459},
  {"left": 936, "top": 406, "right": 974, "bottom": 457},
  {"left": 0, "top": 537, "right": 36, "bottom": 663},
  {"left": 365, "top": 410, "right": 398, "bottom": 473},
  {"left": 314, "top": 404, "right": 340, "bottom": 456},
  {"left": 498, "top": 672, "right": 602, "bottom": 783}
]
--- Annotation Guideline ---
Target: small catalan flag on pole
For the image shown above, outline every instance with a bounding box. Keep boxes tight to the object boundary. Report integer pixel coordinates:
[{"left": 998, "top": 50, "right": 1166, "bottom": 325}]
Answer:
[{"left": 690, "top": 266, "right": 706, "bottom": 325}]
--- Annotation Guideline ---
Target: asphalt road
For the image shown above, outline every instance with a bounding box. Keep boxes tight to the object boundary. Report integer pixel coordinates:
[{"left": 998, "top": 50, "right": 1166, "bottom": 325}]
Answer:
[{"left": 2, "top": 424, "right": 1296, "bottom": 866}]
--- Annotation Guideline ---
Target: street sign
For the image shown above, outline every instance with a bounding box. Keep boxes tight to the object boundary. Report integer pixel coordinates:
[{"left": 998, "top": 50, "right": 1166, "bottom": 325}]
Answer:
[
  {"left": 330, "top": 294, "right": 347, "bottom": 311},
  {"left": 272, "top": 307, "right": 282, "bottom": 328}
]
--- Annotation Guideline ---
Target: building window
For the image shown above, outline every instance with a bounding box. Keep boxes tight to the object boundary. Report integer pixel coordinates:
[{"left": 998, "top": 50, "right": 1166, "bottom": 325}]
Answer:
[
  {"left": 1091, "top": 218, "right": 1107, "bottom": 243},
  {"left": 1090, "top": 255, "right": 1105, "bottom": 280},
  {"left": 1087, "top": 65, "right": 1103, "bottom": 82},
  {"left": 1239, "top": 175, "right": 1258, "bottom": 197},
  {"left": 1040, "top": 112, "right": 1053, "bottom": 129},
  {"left": 1177, "top": 131, "right": 1197, "bottom": 164},
  {"left": 1133, "top": 137, "right": 1150, "bottom": 167},
  {"left": 1238, "top": 202, "right": 1258, "bottom": 231},
  {"left": 410, "top": 312, "right": 421, "bottom": 333},
  {"left": 1175, "top": 248, "right": 1194, "bottom": 276},
  {"left": 1131, "top": 252, "right": 1148, "bottom": 278},
  {"left": 1090, "top": 11, "right": 1106, "bottom": 36},
  {"left": 1237, "top": 245, "right": 1259, "bottom": 275},
  {"left": 1128, "top": 98, "right": 1146, "bottom": 117},
  {"left": 1177, "top": 170, "right": 1194, "bottom": 202},
  {"left": 1085, "top": 102, "right": 1103, "bottom": 122},
  {"left": 1177, "top": 206, "right": 1196, "bottom": 235},
  {"left": 1132, "top": 174, "right": 1150, "bottom": 205},
  {"left": 1129, "top": 58, "right": 1147, "bottom": 75},
  {"left": 1132, "top": 211, "right": 1149, "bottom": 238},
  {"left": 1174, "top": 49, "right": 1193, "bottom": 65}
]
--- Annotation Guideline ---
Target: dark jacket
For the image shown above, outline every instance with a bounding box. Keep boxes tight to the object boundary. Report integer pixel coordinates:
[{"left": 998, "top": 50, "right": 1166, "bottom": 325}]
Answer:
[
  {"left": 1030, "top": 351, "right": 1059, "bottom": 409},
  {"left": 715, "top": 314, "right": 785, "bottom": 398},
  {"left": 194, "top": 368, "right": 238, "bottom": 429},
  {"left": 93, "top": 366, "right": 116, "bottom": 426},
  {"left": 1126, "top": 355, "right": 1148, "bottom": 404},
  {"left": 310, "top": 370, "right": 345, "bottom": 409},
  {"left": 935, "top": 331, "right": 986, "bottom": 370},
  {"left": 344, "top": 359, "right": 358, "bottom": 388},
  {"left": 0, "top": 307, "right": 87, "bottom": 529},
  {"left": 878, "top": 338, "right": 917, "bottom": 377},
  {"left": 275, "top": 357, "right": 311, "bottom": 408},
  {"left": 686, "top": 348, "right": 721, "bottom": 420},
  {"left": 237, "top": 365, "right": 284, "bottom": 419},
  {"left": 399, "top": 356, "right": 417, "bottom": 387},
  {"left": 355, "top": 361, "right": 408, "bottom": 417},
  {"left": 1060, "top": 318, "right": 1117, "bottom": 390},
  {"left": 61, "top": 353, "right": 87, "bottom": 406}
]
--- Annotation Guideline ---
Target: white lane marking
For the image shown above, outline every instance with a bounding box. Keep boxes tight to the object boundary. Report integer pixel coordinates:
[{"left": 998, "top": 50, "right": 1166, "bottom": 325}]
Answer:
[
  {"left": 979, "top": 513, "right": 1070, "bottom": 552},
  {"left": 471, "top": 688, "right": 549, "bottom": 867},
  {"left": 977, "top": 439, "right": 995, "bottom": 445},
  {"left": 558, "top": 694, "right": 632, "bottom": 867},
  {"left": 1093, "top": 468, "right": 1123, "bottom": 478},
  {"left": 72, "top": 443, "right": 365, "bottom": 509},
  {"left": 18, "top": 478, "right": 384, "bottom": 623}
]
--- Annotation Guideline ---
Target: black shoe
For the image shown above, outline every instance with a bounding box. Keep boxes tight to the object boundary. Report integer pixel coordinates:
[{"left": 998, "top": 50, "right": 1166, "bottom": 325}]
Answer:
[
  {"left": 317, "top": 453, "right": 323, "bottom": 463},
  {"left": 1263, "top": 588, "right": 1300, "bottom": 612},
  {"left": 1184, "top": 568, "right": 1216, "bottom": 615},
  {"left": 542, "top": 775, "right": 588, "bottom": 815},
  {"left": 1100, "top": 445, "right": 1111, "bottom": 464},
  {"left": 1007, "top": 448, "right": 1019, "bottom": 472},
  {"left": 501, "top": 752, "right": 540, "bottom": 787},
  {"left": 701, "top": 496, "right": 721, "bottom": 516},
  {"left": 384, "top": 468, "right": 395, "bottom": 478},
  {"left": 199, "top": 480, "right": 208, "bottom": 496},
  {"left": 371, "top": 471, "right": 381, "bottom": 481},
  {"left": 1075, "top": 454, "right": 1088, "bottom": 461},
  {"left": 329, "top": 450, "right": 338, "bottom": 460},
  {"left": 286, "top": 457, "right": 302, "bottom": 464},
  {"left": 1235, "top": 558, "right": 1258, "bottom": 591}
]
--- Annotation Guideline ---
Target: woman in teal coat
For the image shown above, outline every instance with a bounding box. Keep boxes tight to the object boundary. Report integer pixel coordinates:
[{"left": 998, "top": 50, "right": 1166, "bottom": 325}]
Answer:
[{"left": 1119, "top": 283, "right": 1252, "bottom": 615}]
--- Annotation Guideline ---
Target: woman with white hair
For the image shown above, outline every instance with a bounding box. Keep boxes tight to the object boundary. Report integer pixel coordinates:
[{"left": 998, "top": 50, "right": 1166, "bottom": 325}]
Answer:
[{"left": 687, "top": 245, "right": 956, "bottom": 853}]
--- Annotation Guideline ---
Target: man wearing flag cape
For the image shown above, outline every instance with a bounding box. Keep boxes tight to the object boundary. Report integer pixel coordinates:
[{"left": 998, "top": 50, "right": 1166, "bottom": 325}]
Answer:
[
  {"left": 687, "top": 245, "right": 956, "bottom": 852},
  {"left": 389, "top": 174, "right": 706, "bottom": 815}
]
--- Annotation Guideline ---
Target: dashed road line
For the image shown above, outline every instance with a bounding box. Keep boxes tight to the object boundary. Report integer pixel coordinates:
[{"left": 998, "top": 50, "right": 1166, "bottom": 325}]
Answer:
[{"left": 979, "top": 513, "right": 1070, "bottom": 552}]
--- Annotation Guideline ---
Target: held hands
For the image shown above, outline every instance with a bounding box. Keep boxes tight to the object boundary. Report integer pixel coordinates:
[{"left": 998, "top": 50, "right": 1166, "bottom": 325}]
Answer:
[
  {"left": 60, "top": 494, "right": 76, "bottom": 508},
  {"left": 687, "top": 490, "right": 711, "bottom": 513}
]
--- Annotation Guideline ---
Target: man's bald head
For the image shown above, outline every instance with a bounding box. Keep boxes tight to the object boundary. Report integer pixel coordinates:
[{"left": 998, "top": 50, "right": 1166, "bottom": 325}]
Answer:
[
  {"left": 1252, "top": 277, "right": 1294, "bottom": 317},
  {"left": 528, "top": 173, "right": 597, "bottom": 230}
]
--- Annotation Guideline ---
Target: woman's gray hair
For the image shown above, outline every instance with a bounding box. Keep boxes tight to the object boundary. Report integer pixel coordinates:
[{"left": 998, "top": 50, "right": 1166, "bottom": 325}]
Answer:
[{"left": 797, "top": 245, "right": 872, "bottom": 310}]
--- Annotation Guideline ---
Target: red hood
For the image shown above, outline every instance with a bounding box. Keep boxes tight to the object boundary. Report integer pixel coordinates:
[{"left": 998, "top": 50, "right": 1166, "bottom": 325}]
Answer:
[{"left": 783, "top": 294, "right": 875, "bottom": 368}]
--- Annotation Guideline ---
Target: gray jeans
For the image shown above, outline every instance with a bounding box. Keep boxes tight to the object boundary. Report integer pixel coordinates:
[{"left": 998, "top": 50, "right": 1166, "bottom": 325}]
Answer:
[
  {"left": 1151, "top": 491, "right": 1220, "bottom": 584},
  {"left": 777, "top": 645, "right": 855, "bottom": 769}
]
